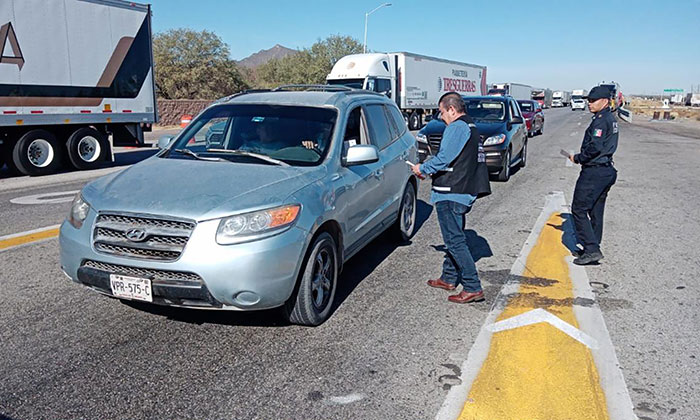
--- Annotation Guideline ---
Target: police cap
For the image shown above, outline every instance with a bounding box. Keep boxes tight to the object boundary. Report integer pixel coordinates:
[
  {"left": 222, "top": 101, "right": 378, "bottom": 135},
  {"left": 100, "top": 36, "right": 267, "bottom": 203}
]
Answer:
[{"left": 584, "top": 86, "right": 612, "bottom": 101}]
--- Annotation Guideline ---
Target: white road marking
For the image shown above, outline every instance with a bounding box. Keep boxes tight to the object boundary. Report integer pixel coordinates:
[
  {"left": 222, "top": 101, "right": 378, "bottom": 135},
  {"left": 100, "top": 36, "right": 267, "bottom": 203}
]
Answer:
[
  {"left": 486, "top": 308, "right": 599, "bottom": 349},
  {"left": 435, "top": 191, "right": 636, "bottom": 420},
  {"left": 570, "top": 131, "right": 579, "bottom": 136},
  {"left": 328, "top": 393, "right": 366, "bottom": 405},
  {"left": 10, "top": 190, "right": 79, "bottom": 205}
]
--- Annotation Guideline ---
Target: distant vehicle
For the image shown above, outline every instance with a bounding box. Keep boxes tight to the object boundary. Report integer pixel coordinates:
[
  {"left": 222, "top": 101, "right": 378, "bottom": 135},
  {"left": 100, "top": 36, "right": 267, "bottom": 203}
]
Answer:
[
  {"left": 670, "top": 94, "right": 685, "bottom": 104},
  {"left": 517, "top": 100, "right": 544, "bottom": 137},
  {"left": 488, "top": 83, "right": 533, "bottom": 101},
  {"left": 327, "top": 52, "right": 487, "bottom": 130},
  {"left": 571, "top": 89, "right": 588, "bottom": 111},
  {"left": 416, "top": 95, "right": 528, "bottom": 182},
  {"left": 532, "top": 88, "right": 553, "bottom": 108},
  {"left": 0, "top": 0, "right": 157, "bottom": 176},
  {"left": 598, "top": 81, "right": 625, "bottom": 111},
  {"left": 60, "top": 86, "right": 420, "bottom": 326},
  {"left": 691, "top": 93, "right": 700, "bottom": 107},
  {"left": 552, "top": 91, "right": 571, "bottom": 107}
]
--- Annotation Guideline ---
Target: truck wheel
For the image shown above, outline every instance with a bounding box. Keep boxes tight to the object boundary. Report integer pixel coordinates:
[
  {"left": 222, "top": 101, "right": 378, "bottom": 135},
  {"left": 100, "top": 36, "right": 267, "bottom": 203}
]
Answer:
[
  {"left": 497, "top": 148, "right": 511, "bottom": 182},
  {"left": 12, "top": 129, "right": 64, "bottom": 176},
  {"left": 393, "top": 181, "right": 417, "bottom": 241},
  {"left": 284, "top": 232, "right": 338, "bottom": 326},
  {"left": 408, "top": 111, "right": 421, "bottom": 130},
  {"left": 66, "top": 127, "right": 108, "bottom": 170}
]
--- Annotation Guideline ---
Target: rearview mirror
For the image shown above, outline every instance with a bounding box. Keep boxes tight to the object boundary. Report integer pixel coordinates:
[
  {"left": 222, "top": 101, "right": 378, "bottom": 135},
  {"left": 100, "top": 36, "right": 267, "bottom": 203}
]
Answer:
[
  {"left": 511, "top": 116, "right": 524, "bottom": 125},
  {"left": 157, "top": 135, "right": 175, "bottom": 149},
  {"left": 343, "top": 144, "right": 379, "bottom": 166}
]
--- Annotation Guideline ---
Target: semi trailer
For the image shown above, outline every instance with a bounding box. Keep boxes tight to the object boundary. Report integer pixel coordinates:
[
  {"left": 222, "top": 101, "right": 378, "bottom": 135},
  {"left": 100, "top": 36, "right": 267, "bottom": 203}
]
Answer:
[
  {"left": 0, "top": 0, "right": 157, "bottom": 176},
  {"left": 327, "top": 52, "right": 487, "bottom": 130}
]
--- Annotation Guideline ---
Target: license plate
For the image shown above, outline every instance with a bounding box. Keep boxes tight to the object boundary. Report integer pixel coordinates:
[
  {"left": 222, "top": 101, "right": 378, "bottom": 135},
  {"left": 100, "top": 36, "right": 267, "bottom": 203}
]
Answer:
[{"left": 110, "top": 274, "right": 153, "bottom": 302}]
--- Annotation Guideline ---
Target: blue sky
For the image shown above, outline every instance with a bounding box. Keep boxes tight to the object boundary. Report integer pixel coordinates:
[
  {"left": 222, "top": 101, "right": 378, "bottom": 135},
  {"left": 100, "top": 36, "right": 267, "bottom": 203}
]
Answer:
[{"left": 148, "top": 0, "right": 700, "bottom": 94}]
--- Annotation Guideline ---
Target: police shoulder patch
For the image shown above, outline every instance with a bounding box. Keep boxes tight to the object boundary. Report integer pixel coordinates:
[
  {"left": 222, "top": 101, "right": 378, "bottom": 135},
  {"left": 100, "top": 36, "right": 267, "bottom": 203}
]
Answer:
[{"left": 593, "top": 128, "right": 603, "bottom": 137}]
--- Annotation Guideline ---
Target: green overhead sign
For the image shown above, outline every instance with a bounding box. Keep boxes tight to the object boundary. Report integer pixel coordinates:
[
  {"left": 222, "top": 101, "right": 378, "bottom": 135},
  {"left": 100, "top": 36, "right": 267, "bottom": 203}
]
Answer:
[{"left": 664, "top": 89, "right": 684, "bottom": 92}]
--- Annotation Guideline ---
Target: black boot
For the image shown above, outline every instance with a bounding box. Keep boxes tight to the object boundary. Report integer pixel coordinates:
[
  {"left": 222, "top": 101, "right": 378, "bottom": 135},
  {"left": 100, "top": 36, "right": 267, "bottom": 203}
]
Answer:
[{"left": 573, "top": 251, "right": 604, "bottom": 265}]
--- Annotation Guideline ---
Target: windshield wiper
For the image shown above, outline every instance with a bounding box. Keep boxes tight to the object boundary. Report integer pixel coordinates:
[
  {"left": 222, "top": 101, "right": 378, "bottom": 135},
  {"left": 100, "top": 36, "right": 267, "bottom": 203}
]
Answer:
[
  {"left": 208, "top": 149, "right": 290, "bottom": 167},
  {"left": 172, "top": 149, "right": 226, "bottom": 162}
]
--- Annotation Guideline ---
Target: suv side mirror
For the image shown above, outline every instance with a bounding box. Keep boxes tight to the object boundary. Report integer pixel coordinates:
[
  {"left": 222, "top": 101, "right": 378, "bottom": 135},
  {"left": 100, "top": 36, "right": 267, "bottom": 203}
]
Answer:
[
  {"left": 157, "top": 135, "right": 175, "bottom": 149},
  {"left": 510, "top": 116, "right": 524, "bottom": 125},
  {"left": 343, "top": 144, "right": 379, "bottom": 166}
]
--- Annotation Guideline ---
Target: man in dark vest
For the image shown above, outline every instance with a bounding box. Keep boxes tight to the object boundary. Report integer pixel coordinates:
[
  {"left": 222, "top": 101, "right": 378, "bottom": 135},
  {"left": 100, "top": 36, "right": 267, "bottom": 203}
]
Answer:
[{"left": 411, "top": 92, "right": 491, "bottom": 303}]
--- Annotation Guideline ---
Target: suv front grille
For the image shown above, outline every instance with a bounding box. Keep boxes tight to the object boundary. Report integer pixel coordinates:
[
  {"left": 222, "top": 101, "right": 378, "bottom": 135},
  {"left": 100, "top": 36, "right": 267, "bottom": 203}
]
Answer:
[
  {"left": 427, "top": 134, "right": 488, "bottom": 155},
  {"left": 93, "top": 213, "right": 195, "bottom": 261},
  {"left": 81, "top": 260, "right": 203, "bottom": 286},
  {"left": 427, "top": 134, "right": 442, "bottom": 154}
]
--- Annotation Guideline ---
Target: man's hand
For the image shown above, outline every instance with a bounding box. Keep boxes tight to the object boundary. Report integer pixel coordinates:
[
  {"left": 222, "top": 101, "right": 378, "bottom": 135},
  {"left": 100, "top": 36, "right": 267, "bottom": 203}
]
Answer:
[
  {"left": 411, "top": 163, "right": 426, "bottom": 179},
  {"left": 568, "top": 154, "right": 576, "bottom": 163},
  {"left": 301, "top": 140, "right": 317, "bottom": 150}
]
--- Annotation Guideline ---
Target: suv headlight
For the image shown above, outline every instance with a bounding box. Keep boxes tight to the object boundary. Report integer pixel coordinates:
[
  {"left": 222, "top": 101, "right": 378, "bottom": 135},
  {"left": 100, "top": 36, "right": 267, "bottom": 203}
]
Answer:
[
  {"left": 415, "top": 133, "right": 428, "bottom": 144},
  {"left": 216, "top": 204, "right": 301, "bottom": 245},
  {"left": 483, "top": 133, "right": 506, "bottom": 146},
  {"left": 68, "top": 194, "right": 91, "bottom": 229}
]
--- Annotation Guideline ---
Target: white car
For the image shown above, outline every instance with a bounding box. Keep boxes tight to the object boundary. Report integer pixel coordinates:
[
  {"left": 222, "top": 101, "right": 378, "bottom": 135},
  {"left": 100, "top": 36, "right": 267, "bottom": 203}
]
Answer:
[{"left": 571, "top": 98, "right": 586, "bottom": 111}]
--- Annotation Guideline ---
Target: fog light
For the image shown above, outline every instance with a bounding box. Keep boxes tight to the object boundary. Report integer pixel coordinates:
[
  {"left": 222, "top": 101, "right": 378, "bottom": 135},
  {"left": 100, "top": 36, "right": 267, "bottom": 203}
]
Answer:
[{"left": 233, "top": 291, "right": 260, "bottom": 306}]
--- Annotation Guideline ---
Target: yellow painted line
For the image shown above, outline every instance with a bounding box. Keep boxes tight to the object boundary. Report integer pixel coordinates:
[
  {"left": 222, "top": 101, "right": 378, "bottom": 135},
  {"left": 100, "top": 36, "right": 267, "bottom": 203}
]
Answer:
[
  {"left": 0, "top": 225, "right": 61, "bottom": 251},
  {"left": 457, "top": 213, "right": 609, "bottom": 420}
]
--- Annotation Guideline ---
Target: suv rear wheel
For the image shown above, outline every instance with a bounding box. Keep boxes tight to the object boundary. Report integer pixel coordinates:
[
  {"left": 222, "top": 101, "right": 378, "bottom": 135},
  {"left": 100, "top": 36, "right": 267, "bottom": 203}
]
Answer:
[{"left": 284, "top": 232, "right": 338, "bottom": 326}]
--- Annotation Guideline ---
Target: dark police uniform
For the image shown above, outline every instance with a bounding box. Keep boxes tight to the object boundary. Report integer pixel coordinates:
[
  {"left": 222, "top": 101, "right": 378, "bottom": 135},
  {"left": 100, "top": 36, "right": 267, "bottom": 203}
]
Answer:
[{"left": 572, "top": 100, "right": 619, "bottom": 258}]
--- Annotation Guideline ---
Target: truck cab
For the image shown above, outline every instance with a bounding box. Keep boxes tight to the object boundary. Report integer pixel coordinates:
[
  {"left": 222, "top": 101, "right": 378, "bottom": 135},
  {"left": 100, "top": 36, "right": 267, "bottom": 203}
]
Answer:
[{"left": 327, "top": 54, "right": 396, "bottom": 99}]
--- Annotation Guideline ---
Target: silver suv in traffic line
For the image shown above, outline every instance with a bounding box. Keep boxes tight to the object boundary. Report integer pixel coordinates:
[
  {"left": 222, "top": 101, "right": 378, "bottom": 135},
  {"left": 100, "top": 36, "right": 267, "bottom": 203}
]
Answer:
[{"left": 59, "top": 86, "right": 419, "bottom": 325}]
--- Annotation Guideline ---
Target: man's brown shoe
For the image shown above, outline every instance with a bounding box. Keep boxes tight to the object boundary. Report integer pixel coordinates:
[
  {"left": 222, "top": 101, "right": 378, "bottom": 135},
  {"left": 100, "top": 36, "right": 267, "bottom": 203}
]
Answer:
[
  {"left": 448, "top": 290, "right": 485, "bottom": 303},
  {"left": 427, "top": 278, "right": 457, "bottom": 291}
]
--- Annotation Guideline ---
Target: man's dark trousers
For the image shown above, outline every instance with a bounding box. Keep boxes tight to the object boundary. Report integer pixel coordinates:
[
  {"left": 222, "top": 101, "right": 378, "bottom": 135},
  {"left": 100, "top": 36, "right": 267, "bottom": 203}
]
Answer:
[
  {"left": 572, "top": 165, "right": 617, "bottom": 253},
  {"left": 435, "top": 200, "right": 481, "bottom": 293}
]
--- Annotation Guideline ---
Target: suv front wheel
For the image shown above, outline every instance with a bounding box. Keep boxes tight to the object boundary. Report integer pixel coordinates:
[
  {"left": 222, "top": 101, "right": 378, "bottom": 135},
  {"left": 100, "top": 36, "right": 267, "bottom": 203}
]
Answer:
[
  {"left": 284, "top": 232, "right": 338, "bottom": 326},
  {"left": 393, "top": 181, "right": 417, "bottom": 241}
]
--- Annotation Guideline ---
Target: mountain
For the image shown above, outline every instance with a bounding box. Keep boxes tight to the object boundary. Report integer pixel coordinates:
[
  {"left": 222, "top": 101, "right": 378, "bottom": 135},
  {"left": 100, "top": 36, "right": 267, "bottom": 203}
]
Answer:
[{"left": 237, "top": 44, "right": 298, "bottom": 68}]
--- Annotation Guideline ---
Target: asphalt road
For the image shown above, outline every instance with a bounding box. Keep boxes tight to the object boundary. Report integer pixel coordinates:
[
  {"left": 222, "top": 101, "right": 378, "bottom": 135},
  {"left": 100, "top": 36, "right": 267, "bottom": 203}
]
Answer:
[{"left": 0, "top": 109, "right": 698, "bottom": 420}]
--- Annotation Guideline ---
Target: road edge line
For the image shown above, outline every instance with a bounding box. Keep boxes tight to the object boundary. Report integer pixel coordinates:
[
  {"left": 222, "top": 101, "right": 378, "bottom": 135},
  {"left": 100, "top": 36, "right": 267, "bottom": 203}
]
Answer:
[
  {"left": 435, "top": 191, "right": 566, "bottom": 420},
  {"left": 0, "top": 224, "right": 61, "bottom": 252}
]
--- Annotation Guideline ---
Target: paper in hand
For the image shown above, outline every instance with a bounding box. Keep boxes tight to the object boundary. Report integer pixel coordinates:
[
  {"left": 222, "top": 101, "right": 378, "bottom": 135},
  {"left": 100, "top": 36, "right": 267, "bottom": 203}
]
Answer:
[{"left": 560, "top": 149, "right": 571, "bottom": 158}]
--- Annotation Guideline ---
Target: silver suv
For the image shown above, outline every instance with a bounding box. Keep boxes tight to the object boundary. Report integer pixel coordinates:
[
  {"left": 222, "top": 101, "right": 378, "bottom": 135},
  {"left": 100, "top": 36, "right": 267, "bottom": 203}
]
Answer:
[{"left": 59, "top": 86, "right": 419, "bottom": 325}]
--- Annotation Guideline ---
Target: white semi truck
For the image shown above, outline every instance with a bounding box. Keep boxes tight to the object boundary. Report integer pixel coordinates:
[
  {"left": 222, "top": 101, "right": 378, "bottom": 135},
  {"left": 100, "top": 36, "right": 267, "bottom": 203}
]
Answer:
[
  {"left": 571, "top": 89, "right": 588, "bottom": 111},
  {"left": 552, "top": 91, "right": 571, "bottom": 107},
  {"left": 327, "top": 52, "right": 487, "bottom": 130},
  {"left": 0, "top": 0, "right": 157, "bottom": 176},
  {"left": 488, "top": 83, "right": 532, "bottom": 101}
]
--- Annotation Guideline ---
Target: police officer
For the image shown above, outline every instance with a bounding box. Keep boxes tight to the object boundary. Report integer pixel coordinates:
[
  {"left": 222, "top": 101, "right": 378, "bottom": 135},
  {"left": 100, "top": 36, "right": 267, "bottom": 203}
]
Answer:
[{"left": 567, "top": 85, "right": 619, "bottom": 265}]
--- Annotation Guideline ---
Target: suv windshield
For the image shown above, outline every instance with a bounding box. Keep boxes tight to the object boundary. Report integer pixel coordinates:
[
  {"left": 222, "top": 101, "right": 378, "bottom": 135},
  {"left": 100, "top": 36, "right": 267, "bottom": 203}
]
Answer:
[
  {"left": 166, "top": 104, "right": 337, "bottom": 166},
  {"left": 327, "top": 79, "right": 364, "bottom": 89},
  {"left": 464, "top": 99, "right": 506, "bottom": 121},
  {"left": 518, "top": 101, "right": 534, "bottom": 112}
]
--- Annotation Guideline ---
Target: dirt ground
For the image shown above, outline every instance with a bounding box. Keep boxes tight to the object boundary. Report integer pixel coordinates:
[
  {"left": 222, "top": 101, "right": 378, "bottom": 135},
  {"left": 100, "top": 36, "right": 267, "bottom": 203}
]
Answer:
[{"left": 628, "top": 97, "right": 700, "bottom": 140}]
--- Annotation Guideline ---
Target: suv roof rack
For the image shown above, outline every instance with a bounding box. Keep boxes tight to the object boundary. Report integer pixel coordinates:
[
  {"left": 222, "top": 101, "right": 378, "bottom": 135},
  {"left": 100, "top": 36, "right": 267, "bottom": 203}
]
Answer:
[{"left": 272, "top": 84, "right": 354, "bottom": 92}]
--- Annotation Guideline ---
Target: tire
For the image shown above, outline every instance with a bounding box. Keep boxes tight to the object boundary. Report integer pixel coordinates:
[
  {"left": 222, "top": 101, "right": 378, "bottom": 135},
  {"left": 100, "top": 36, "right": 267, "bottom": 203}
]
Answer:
[
  {"left": 537, "top": 123, "right": 543, "bottom": 135},
  {"left": 408, "top": 111, "right": 421, "bottom": 131},
  {"left": 497, "top": 148, "right": 511, "bottom": 182},
  {"left": 284, "top": 232, "right": 338, "bottom": 326},
  {"left": 519, "top": 140, "right": 527, "bottom": 168},
  {"left": 66, "top": 127, "right": 108, "bottom": 170},
  {"left": 12, "top": 129, "right": 64, "bottom": 176},
  {"left": 393, "top": 181, "right": 417, "bottom": 241}
]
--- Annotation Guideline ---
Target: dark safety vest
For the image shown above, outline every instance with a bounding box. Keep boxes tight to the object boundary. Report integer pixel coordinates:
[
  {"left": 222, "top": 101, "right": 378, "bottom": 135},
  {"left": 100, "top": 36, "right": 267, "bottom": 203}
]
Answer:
[{"left": 431, "top": 115, "right": 491, "bottom": 198}]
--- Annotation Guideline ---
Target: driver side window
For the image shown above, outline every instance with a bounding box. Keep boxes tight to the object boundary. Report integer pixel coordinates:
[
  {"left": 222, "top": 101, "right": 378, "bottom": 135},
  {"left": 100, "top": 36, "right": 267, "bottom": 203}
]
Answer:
[{"left": 343, "top": 106, "right": 370, "bottom": 147}]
